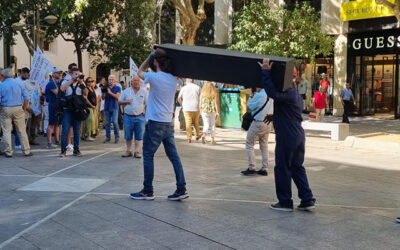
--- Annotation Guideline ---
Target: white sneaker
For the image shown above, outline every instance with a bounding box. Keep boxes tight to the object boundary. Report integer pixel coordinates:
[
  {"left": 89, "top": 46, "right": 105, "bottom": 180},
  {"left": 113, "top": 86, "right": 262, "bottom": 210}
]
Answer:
[
  {"left": 66, "top": 144, "right": 74, "bottom": 151},
  {"left": 14, "top": 145, "right": 22, "bottom": 150}
]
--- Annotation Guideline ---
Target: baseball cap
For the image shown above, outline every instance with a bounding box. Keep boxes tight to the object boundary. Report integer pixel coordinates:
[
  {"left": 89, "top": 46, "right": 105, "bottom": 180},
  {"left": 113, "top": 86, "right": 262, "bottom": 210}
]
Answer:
[{"left": 52, "top": 67, "right": 62, "bottom": 73}]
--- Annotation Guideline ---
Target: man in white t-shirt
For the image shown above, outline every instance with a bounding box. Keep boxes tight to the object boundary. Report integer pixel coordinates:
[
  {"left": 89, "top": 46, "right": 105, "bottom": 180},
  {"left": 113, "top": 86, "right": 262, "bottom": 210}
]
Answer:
[
  {"left": 118, "top": 76, "right": 148, "bottom": 158},
  {"left": 178, "top": 79, "right": 201, "bottom": 142},
  {"left": 130, "top": 49, "right": 188, "bottom": 201},
  {"left": 59, "top": 64, "right": 87, "bottom": 157}
]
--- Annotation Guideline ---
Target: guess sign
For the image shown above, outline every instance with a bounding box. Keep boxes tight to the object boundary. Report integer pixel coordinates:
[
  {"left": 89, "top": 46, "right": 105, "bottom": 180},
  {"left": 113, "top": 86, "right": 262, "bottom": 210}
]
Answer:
[{"left": 348, "top": 29, "right": 400, "bottom": 55}]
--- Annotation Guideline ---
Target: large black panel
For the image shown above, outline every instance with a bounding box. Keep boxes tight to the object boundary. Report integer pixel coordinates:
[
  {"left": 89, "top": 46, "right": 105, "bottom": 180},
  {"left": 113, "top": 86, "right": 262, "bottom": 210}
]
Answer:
[{"left": 155, "top": 44, "right": 295, "bottom": 92}]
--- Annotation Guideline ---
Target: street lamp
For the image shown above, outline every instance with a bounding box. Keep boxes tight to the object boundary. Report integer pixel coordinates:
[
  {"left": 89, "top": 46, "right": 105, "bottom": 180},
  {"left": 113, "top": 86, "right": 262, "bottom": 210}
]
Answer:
[{"left": 11, "top": 12, "right": 58, "bottom": 54}]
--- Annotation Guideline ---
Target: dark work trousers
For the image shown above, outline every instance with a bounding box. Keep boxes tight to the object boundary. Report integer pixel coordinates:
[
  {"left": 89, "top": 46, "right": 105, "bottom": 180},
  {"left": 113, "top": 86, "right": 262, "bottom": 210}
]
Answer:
[
  {"left": 342, "top": 100, "right": 352, "bottom": 123},
  {"left": 274, "top": 132, "right": 313, "bottom": 207}
]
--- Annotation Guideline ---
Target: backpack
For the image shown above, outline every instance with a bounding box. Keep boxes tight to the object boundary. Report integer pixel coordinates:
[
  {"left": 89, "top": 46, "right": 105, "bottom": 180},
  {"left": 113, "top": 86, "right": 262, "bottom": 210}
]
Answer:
[{"left": 70, "top": 84, "right": 90, "bottom": 121}]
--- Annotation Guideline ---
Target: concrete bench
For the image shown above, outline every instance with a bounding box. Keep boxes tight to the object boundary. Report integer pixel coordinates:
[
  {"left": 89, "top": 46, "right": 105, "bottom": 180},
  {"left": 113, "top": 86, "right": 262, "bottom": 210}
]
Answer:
[{"left": 301, "top": 121, "right": 349, "bottom": 141}]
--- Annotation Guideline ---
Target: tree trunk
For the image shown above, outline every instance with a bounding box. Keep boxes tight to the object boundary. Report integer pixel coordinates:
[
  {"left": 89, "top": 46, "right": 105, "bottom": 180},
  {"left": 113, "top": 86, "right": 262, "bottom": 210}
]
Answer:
[
  {"left": 182, "top": 22, "right": 200, "bottom": 45},
  {"left": 75, "top": 43, "right": 83, "bottom": 71}
]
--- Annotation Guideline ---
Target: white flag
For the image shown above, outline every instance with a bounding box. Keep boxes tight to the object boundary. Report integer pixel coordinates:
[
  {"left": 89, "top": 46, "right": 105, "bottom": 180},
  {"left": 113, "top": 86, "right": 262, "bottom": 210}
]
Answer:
[
  {"left": 130, "top": 57, "right": 138, "bottom": 77},
  {"left": 29, "top": 47, "right": 53, "bottom": 84}
]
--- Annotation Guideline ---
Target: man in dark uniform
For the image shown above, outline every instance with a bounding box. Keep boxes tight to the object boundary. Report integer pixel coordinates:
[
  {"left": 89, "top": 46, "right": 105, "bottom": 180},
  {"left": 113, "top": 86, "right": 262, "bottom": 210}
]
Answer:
[{"left": 259, "top": 58, "right": 315, "bottom": 212}]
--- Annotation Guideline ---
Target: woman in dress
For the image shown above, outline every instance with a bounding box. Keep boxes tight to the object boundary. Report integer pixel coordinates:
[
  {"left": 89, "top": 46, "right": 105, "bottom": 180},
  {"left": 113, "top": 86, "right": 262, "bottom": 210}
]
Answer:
[{"left": 82, "top": 77, "right": 98, "bottom": 141}]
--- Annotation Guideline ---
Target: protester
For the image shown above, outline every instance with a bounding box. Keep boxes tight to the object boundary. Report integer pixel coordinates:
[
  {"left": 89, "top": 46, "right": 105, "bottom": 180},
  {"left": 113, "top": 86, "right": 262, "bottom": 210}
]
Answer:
[
  {"left": 241, "top": 87, "right": 273, "bottom": 176},
  {"left": 178, "top": 78, "right": 201, "bottom": 143},
  {"left": 96, "top": 77, "right": 106, "bottom": 129},
  {"left": 59, "top": 64, "right": 87, "bottom": 157},
  {"left": 340, "top": 83, "right": 356, "bottom": 124},
  {"left": 81, "top": 77, "right": 98, "bottom": 141},
  {"left": 18, "top": 68, "right": 41, "bottom": 145},
  {"left": 312, "top": 86, "right": 327, "bottom": 122},
  {"left": 119, "top": 77, "right": 147, "bottom": 158},
  {"left": 0, "top": 68, "right": 32, "bottom": 157},
  {"left": 260, "top": 58, "right": 315, "bottom": 212},
  {"left": 45, "top": 67, "right": 63, "bottom": 148},
  {"left": 131, "top": 48, "right": 188, "bottom": 201},
  {"left": 102, "top": 75, "right": 121, "bottom": 143},
  {"left": 199, "top": 81, "right": 218, "bottom": 145}
]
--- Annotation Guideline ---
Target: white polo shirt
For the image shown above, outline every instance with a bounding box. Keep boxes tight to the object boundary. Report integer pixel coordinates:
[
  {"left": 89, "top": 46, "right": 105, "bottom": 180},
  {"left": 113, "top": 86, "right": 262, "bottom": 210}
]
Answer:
[{"left": 119, "top": 87, "right": 148, "bottom": 116}]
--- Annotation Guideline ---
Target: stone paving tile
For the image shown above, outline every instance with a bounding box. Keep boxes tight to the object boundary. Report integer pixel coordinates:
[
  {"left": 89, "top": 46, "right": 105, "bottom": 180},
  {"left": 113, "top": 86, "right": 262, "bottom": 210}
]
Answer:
[
  {"left": 0, "top": 176, "right": 41, "bottom": 192},
  {"left": 0, "top": 192, "right": 81, "bottom": 243},
  {"left": 2, "top": 236, "right": 40, "bottom": 250}
]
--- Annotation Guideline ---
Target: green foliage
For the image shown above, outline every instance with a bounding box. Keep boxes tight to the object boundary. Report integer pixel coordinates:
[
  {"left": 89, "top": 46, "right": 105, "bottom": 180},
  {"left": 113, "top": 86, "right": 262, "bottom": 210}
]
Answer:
[
  {"left": 229, "top": 0, "right": 334, "bottom": 62},
  {"left": 95, "top": 0, "right": 155, "bottom": 70}
]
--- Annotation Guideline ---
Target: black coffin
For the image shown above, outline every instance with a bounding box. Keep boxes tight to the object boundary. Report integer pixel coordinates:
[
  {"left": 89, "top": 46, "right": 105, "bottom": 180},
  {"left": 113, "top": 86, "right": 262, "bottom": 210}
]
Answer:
[{"left": 154, "top": 44, "right": 295, "bottom": 92}]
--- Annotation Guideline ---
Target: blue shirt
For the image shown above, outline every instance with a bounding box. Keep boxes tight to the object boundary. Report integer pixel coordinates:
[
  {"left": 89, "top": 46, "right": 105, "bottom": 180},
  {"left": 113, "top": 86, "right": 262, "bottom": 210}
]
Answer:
[
  {"left": 144, "top": 71, "right": 176, "bottom": 122},
  {"left": 340, "top": 88, "right": 353, "bottom": 101},
  {"left": 0, "top": 78, "right": 29, "bottom": 107},
  {"left": 104, "top": 85, "right": 121, "bottom": 110},
  {"left": 45, "top": 79, "right": 60, "bottom": 107},
  {"left": 248, "top": 89, "right": 274, "bottom": 121}
]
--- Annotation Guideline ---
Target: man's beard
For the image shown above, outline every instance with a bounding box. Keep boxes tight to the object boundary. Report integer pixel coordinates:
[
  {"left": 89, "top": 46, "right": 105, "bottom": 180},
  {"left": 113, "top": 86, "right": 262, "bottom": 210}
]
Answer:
[{"left": 21, "top": 76, "right": 27, "bottom": 80}]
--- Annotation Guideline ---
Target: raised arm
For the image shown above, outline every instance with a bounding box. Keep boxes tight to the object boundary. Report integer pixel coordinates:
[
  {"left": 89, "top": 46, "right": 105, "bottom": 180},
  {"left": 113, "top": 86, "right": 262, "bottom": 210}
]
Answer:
[
  {"left": 259, "top": 58, "right": 296, "bottom": 104},
  {"left": 138, "top": 54, "right": 151, "bottom": 80}
]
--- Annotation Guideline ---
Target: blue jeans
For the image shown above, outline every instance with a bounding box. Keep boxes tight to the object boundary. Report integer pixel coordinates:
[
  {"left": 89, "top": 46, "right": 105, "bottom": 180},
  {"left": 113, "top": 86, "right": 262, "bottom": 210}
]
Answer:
[
  {"left": 124, "top": 114, "right": 145, "bottom": 141},
  {"left": 61, "top": 109, "right": 81, "bottom": 152},
  {"left": 105, "top": 109, "right": 119, "bottom": 139},
  {"left": 12, "top": 124, "right": 20, "bottom": 146},
  {"left": 143, "top": 120, "right": 186, "bottom": 192}
]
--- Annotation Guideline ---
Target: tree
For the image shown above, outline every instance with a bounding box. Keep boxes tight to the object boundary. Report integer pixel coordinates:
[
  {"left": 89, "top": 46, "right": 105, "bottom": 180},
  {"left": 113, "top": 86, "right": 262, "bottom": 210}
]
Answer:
[
  {"left": 0, "top": 0, "right": 55, "bottom": 56},
  {"left": 375, "top": 0, "right": 400, "bottom": 22},
  {"left": 47, "top": 0, "right": 116, "bottom": 70},
  {"left": 93, "top": 0, "right": 155, "bottom": 70},
  {"left": 171, "top": 0, "right": 215, "bottom": 45},
  {"left": 229, "top": 0, "right": 334, "bottom": 62}
]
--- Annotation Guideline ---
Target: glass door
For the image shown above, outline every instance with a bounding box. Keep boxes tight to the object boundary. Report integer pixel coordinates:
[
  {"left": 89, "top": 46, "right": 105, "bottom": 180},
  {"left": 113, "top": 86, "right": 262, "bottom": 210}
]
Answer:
[{"left": 361, "top": 56, "right": 375, "bottom": 115}]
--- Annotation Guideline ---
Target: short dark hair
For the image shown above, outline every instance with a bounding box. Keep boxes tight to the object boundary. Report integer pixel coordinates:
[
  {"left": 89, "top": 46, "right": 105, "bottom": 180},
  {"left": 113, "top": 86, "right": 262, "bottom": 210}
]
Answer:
[
  {"left": 68, "top": 63, "right": 78, "bottom": 72},
  {"left": 21, "top": 67, "right": 30, "bottom": 74},
  {"left": 154, "top": 48, "right": 173, "bottom": 74}
]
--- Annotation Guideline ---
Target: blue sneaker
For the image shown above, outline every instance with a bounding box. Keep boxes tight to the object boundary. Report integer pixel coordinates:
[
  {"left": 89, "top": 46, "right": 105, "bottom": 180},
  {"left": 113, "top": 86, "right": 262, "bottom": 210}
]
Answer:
[
  {"left": 130, "top": 190, "right": 154, "bottom": 200},
  {"left": 167, "top": 190, "right": 189, "bottom": 201},
  {"left": 396, "top": 217, "right": 400, "bottom": 223}
]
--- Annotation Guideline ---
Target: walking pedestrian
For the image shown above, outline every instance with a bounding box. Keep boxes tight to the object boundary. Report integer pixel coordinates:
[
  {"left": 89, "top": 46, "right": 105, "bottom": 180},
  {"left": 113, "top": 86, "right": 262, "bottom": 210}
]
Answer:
[
  {"left": 102, "top": 75, "right": 121, "bottom": 143},
  {"left": 178, "top": 78, "right": 201, "bottom": 143},
  {"left": 199, "top": 81, "right": 219, "bottom": 145},
  {"left": 241, "top": 87, "right": 273, "bottom": 176},
  {"left": 0, "top": 68, "right": 32, "bottom": 157},
  {"left": 312, "top": 86, "right": 328, "bottom": 122},
  {"left": 259, "top": 58, "right": 315, "bottom": 212},
  {"left": 131, "top": 48, "right": 188, "bottom": 201},
  {"left": 119, "top": 77, "right": 147, "bottom": 158},
  {"left": 340, "top": 83, "right": 356, "bottom": 124}
]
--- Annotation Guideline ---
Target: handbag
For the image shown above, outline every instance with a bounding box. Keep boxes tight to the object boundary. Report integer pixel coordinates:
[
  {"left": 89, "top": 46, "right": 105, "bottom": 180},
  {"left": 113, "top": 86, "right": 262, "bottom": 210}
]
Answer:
[{"left": 241, "top": 97, "right": 269, "bottom": 131}]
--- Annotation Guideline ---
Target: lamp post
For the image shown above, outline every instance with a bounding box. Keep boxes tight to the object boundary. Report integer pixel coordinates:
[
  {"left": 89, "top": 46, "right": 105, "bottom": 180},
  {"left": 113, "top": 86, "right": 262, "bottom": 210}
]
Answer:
[{"left": 11, "top": 9, "right": 57, "bottom": 55}]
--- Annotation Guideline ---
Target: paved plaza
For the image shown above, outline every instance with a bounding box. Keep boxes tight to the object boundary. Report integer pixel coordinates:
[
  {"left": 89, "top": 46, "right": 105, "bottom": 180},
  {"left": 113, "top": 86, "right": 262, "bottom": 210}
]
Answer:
[{"left": 1, "top": 116, "right": 400, "bottom": 249}]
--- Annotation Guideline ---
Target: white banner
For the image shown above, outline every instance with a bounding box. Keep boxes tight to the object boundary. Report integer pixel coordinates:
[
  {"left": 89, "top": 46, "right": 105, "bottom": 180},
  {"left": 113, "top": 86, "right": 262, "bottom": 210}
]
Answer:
[
  {"left": 30, "top": 46, "right": 53, "bottom": 91},
  {"left": 130, "top": 57, "right": 138, "bottom": 77}
]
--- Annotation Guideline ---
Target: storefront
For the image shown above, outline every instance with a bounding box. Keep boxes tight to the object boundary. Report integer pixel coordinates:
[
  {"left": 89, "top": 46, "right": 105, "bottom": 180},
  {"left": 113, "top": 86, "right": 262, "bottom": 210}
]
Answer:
[{"left": 347, "top": 29, "right": 400, "bottom": 119}]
